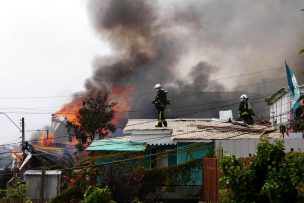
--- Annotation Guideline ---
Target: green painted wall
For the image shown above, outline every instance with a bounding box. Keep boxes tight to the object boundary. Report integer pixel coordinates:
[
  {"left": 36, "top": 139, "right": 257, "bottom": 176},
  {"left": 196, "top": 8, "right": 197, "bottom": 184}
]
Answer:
[{"left": 176, "top": 142, "right": 213, "bottom": 185}]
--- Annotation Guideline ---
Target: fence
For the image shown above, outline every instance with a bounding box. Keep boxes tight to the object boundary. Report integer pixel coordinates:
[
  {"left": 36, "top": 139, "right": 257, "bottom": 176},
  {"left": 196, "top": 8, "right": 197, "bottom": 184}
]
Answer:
[
  {"left": 202, "top": 157, "right": 253, "bottom": 202},
  {"left": 202, "top": 158, "right": 220, "bottom": 202}
]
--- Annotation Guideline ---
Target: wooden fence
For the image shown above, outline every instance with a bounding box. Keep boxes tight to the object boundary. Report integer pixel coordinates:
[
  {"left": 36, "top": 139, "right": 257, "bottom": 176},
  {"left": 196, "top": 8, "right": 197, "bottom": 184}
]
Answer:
[
  {"left": 202, "top": 157, "right": 253, "bottom": 202},
  {"left": 202, "top": 158, "right": 220, "bottom": 202}
]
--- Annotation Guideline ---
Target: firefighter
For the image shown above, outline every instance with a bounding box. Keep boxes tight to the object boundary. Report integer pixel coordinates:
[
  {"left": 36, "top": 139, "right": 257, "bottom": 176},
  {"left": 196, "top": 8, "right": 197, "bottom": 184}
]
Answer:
[
  {"left": 152, "top": 84, "right": 169, "bottom": 127},
  {"left": 239, "top": 94, "right": 254, "bottom": 125}
]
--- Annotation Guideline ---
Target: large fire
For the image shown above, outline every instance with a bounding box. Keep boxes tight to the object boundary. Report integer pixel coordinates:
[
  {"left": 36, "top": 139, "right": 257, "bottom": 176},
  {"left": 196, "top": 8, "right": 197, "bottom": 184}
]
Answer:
[
  {"left": 55, "top": 86, "right": 134, "bottom": 125},
  {"left": 34, "top": 132, "right": 56, "bottom": 147},
  {"left": 109, "top": 85, "right": 134, "bottom": 125},
  {"left": 47, "top": 86, "right": 134, "bottom": 146},
  {"left": 55, "top": 97, "right": 83, "bottom": 125}
]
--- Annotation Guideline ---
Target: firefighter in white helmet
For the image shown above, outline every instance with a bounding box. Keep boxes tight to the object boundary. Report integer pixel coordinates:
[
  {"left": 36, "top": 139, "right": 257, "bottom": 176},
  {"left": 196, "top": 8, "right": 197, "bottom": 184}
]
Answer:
[
  {"left": 239, "top": 94, "right": 254, "bottom": 125},
  {"left": 152, "top": 84, "right": 170, "bottom": 127}
]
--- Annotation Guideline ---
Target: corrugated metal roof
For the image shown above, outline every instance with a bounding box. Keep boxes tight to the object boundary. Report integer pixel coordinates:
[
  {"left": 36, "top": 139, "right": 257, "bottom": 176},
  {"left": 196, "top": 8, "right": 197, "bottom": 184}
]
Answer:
[
  {"left": 123, "top": 119, "right": 281, "bottom": 141},
  {"left": 87, "top": 141, "right": 146, "bottom": 152},
  {"left": 95, "top": 136, "right": 131, "bottom": 142}
]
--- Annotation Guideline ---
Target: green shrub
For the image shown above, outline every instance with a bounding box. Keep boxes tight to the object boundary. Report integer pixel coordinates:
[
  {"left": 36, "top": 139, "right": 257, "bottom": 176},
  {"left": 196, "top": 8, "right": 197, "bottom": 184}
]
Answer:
[
  {"left": 220, "top": 138, "right": 304, "bottom": 202},
  {"left": 50, "top": 186, "right": 84, "bottom": 203},
  {"left": 81, "top": 186, "right": 115, "bottom": 203}
]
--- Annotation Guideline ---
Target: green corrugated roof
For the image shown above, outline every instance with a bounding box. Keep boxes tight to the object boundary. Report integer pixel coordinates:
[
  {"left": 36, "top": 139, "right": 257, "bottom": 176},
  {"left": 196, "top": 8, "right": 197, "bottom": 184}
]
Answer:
[{"left": 87, "top": 141, "right": 146, "bottom": 152}]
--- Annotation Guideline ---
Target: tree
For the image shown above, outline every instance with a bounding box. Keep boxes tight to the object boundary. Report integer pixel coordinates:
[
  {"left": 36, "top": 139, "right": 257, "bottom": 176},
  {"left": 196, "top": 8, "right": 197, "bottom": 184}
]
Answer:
[
  {"left": 220, "top": 138, "right": 304, "bottom": 203},
  {"left": 66, "top": 92, "right": 116, "bottom": 151},
  {"left": 98, "top": 162, "right": 144, "bottom": 203}
]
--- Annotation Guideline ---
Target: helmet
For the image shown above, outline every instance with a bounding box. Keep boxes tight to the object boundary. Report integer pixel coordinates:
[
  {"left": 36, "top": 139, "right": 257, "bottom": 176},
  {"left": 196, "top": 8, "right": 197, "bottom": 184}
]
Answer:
[
  {"left": 154, "top": 84, "right": 161, "bottom": 89},
  {"left": 240, "top": 94, "right": 248, "bottom": 101}
]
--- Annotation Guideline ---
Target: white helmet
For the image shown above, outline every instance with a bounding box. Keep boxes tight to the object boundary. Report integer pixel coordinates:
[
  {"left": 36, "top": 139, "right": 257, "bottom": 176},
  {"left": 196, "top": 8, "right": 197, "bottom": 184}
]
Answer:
[
  {"left": 154, "top": 84, "right": 161, "bottom": 89},
  {"left": 240, "top": 94, "right": 248, "bottom": 101}
]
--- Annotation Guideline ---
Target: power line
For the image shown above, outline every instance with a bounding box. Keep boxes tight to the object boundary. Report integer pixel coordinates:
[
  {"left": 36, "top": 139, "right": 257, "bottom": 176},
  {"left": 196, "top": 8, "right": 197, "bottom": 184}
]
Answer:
[
  {"left": 0, "top": 61, "right": 301, "bottom": 103},
  {"left": 0, "top": 100, "right": 296, "bottom": 174},
  {"left": 0, "top": 89, "right": 277, "bottom": 116},
  {"left": 0, "top": 89, "right": 293, "bottom": 157}
]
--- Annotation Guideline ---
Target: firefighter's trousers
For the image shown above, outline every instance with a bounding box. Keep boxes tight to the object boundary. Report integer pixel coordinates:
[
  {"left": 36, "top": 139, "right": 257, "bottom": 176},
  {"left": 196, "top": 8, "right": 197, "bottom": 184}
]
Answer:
[{"left": 157, "top": 108, "right": 167, "bottom": 126}]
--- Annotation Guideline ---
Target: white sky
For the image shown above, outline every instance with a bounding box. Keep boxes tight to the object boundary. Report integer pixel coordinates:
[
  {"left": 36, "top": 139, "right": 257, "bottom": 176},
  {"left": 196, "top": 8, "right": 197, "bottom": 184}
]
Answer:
[
  {"left": 0, "top": 0, "right": 111, "bottom": 145},
  {"left": 0, "top": 0, "right": 303, "bottom": 146}
]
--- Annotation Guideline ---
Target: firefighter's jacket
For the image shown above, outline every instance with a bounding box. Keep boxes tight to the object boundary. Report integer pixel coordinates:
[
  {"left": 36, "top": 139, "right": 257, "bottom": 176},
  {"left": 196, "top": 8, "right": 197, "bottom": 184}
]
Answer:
[
  {"left": 152, "top": 89, "right": 169, "bottom": 110},
  {"left": 239, "top": 100, "right": 254, "bottom": 116}
]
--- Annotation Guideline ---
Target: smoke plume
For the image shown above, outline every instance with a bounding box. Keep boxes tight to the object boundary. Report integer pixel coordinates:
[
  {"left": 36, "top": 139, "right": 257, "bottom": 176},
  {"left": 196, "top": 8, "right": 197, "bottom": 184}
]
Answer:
[{"left": 81, "top": 0, "right": 304, "bottom": 120}]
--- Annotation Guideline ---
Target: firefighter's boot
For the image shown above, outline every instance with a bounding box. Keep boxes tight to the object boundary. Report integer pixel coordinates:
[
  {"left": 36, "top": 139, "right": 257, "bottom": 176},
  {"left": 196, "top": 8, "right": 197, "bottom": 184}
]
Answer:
[
  {"left": 155, "top": 123, "right": 162, "bottom": 127},
  {"left": 163, "top": 121, "right": 168, "bottom": 127}
]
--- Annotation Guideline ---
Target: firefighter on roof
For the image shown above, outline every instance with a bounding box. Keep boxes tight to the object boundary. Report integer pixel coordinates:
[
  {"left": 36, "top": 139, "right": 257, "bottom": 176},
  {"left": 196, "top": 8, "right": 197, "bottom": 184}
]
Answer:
[
  {"left": 239, "top": 94, "right": 254, "bottom": 125},
  {"left": 152, "top": 84, "right": 169, "bottom": 127}
]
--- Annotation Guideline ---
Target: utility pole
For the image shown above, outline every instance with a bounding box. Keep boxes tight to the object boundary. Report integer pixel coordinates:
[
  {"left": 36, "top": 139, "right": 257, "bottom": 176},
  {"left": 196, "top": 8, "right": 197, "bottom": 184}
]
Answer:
[{"left": 21, "top": 117, "right": 26, "bottom": 158}]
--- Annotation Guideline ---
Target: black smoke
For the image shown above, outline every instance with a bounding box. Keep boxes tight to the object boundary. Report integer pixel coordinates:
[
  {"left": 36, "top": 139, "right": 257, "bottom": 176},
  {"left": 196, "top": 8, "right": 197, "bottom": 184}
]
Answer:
[{"left": 82, "top": 0, "right": 304, "bottom": 121}]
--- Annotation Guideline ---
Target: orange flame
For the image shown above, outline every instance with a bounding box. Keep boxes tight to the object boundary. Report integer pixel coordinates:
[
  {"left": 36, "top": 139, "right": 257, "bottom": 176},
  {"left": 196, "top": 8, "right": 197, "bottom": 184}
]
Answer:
[
  {"left": 11, "top": 149, "right": 23, "bottom": 168},
  {"left": 34, "top": 132, "right": 56, "bottom": 147},
  {"left": 55, "top": 85, "right": 134, "bottom": 126},
  {"left": 55, "top": 97, "right": 83, "bottom": 125},
  {"left": 11, "top": 149, "right": 22, "bottom": 160},
  {"left": 110, "top": 85, "right": 134, "bottom": 125}
]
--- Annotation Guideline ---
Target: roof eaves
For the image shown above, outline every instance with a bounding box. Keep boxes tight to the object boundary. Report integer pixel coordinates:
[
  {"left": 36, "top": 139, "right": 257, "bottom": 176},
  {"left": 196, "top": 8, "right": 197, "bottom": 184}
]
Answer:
[
  {"left": 87, "top": 141, "right": 147, "bottom": 152},
  {"left": 266, "top": 84, "right": 304, "bottom": 105},
  {"left": 266, "top": 88, "right": 287, "bottom": 105}
]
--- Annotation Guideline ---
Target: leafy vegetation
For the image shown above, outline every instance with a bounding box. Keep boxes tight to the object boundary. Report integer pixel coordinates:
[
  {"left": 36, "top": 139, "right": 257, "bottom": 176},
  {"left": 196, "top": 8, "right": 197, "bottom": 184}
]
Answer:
[
  {"left": 66, "top": 91, "right": 116, "bottom": 151},
  {"left": 97, "top": 162, "right": 144, "bottom": 203},
  {"left": 220, "top": 138, "right": 304, "bottom": 203},
  {"left": 50, "top": 186, "right": 84, "bottom": 203},
  {"left": 81, "top": 186, "right": 116, "bottom": 203},
  {"left": 3, "top": 177, "right": 29, "bottom": 199},
  {"left": 143, "top": 158, "right": 201, "bottom": 192},
  {"left": 51, "top": 186, "right": 115, "bottom": 203},
  {"left": 56, "top": 158, "right": 202, "bottom": 203}
]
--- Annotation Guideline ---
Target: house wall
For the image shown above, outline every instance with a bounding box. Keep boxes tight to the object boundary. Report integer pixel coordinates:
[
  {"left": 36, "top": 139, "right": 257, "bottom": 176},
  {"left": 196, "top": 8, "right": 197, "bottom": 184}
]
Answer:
[
  {"left": 93, "top": 153, "right": 144, "bottom": 169},
  {"left": 176, "top": 142, "right": 212, "bottom": 186},
  {"left": 176, "top": 142, "right": 211, "bottom": 164},
  {"left": 270, "top": 93, "right": 290, "bottom": 126},
  {"left": 146, "top": 145, "right": 176, "bottom": 169},
  {"left": 156, "top": 153, "right": 168, "bottom": 168},
  {"left": 269, "top": 86, "right": 304, "bottom": 126},
  {"left": 216, "top": 138, "right": 304, "bottom": 157}
]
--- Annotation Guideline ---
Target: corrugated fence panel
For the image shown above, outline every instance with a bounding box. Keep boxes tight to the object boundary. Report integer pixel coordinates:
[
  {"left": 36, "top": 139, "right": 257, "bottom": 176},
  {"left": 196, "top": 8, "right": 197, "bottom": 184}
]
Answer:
[
  {"left": 203, "top": 157, "right": 253, "bottom": 202},
  {"left": 203, "top": 158, "right": 219, "bottom": 202}
]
